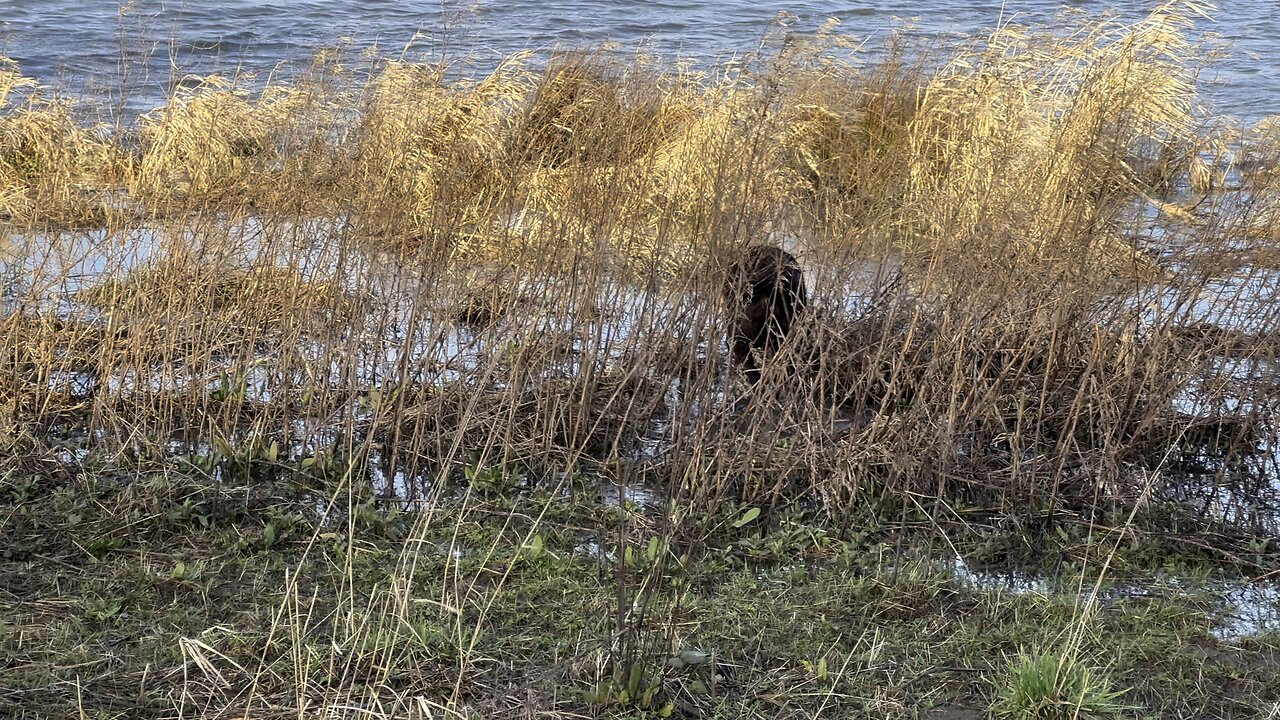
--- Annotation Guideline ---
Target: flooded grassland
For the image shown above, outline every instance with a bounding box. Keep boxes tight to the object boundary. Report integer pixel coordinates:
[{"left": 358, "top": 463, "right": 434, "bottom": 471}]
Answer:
[{"left": 4, "top": 5, "right": 1280, "bottom": 719}]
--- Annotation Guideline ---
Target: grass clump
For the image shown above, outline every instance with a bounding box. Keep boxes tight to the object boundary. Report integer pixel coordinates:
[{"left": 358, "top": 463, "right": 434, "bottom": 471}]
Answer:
[
  {"left": 131, "top": 74, "right": 327, "bottom": 207},
  {"left": 993, "top": 650, "right": 1132, "bottom": 720},
  {"left": 899, "top": 2, "right": 1209, "bottom": 276},
  {"left": 77, "top": 254, "right": 360, "bottom": 330},
  {"left": 353, "top": 58, "right": 527, "bottom": 239},
  {"left": 0, "top": 75, "right": 122, "bottom": 224}
]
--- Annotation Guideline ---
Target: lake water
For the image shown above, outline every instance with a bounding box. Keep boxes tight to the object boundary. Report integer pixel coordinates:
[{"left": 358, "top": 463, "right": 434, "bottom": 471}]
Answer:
[{"left": 0, "top": 0, "right": 1276, "bottom": 120}]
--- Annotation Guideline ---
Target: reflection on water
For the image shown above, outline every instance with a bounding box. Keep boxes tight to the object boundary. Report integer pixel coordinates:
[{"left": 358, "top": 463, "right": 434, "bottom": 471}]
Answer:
[{"left": 601, "top": 481, "right": 663, "bottom": 508}]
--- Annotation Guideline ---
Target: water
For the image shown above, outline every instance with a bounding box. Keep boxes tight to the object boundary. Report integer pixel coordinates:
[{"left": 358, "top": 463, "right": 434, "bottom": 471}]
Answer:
[
  {"left": 0, "top": 1, "right": 1276, "bottom": 119},
  {"left": 950, "top": 555, "right": 1280, "bottom": 640}
]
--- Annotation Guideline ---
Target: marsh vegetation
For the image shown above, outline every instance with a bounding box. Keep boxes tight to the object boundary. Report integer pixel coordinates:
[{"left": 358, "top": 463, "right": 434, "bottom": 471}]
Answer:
[{"left": 3, "top": 3, "right": 1280, "bottom": 717}]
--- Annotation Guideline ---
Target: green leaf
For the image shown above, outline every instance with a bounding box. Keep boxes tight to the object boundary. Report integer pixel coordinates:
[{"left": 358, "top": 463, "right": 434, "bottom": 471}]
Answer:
[
  {"left": 211, "top": 435, "right": 233, "bottom": 459},
  {"left": 645, "top": 536, "right": 660, "bottom": 562},
  {"left": 733, "top": 507, "right": 761, "bottom": 528},
  {"left": 525, "top": 534, "right": 544, "bottom": 557},
  {"left": 626, "top": 663, "right": 644, "bottom": 695}
]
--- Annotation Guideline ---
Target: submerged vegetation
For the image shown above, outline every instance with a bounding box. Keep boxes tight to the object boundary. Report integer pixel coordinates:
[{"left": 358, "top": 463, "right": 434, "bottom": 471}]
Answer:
[{"left": 3, "top": 2, "right": 1280, "bottom": 717}]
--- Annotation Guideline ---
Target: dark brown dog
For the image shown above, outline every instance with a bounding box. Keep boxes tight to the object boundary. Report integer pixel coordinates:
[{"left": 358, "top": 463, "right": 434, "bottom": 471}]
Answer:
[{"left": 723, "top": 245, "right": 807, "bottom": 383}]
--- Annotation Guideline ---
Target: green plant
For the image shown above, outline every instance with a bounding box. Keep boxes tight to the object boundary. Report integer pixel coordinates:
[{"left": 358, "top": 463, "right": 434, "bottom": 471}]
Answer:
[
  {"left": 463, "top": 459, "right": 525, "bottom": 494},
  {"left": 992, "top": 650, "right": 1132, "bottom": 719}
]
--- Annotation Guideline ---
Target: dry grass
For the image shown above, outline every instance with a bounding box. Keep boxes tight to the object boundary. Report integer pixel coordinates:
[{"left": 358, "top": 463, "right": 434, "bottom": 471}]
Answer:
[
  {"left": 3, "top": 3, "right": 1280, "bottom": 717},
  {"left": 3, "top": 1, "right": 1274, "bottom": 514},
  {"left": 0, "top": 98, "right": 123, "bottom": 224}
]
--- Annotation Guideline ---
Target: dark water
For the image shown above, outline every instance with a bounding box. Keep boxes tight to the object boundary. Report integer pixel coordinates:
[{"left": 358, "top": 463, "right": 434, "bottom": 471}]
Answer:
[{"left": 0, "top": 0, "right": 1276, "bottom": 119}]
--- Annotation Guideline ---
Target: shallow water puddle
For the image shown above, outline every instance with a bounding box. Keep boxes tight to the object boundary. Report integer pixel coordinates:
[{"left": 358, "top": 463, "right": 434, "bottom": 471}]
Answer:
[
  {"left": 951, "top": 555, "right": 1280, "bottom": 641},
  {"left": 600, "top": 481, "right": 664, "bottom": 508},
  {"left": 3, "top": 215, "right": 355, "bottom": 310}
]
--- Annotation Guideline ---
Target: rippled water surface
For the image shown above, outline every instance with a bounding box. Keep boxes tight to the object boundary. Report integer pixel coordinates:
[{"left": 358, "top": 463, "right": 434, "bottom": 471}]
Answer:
[{"left": 0, "top": 0, "right": 1276, "bottom": 118}]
